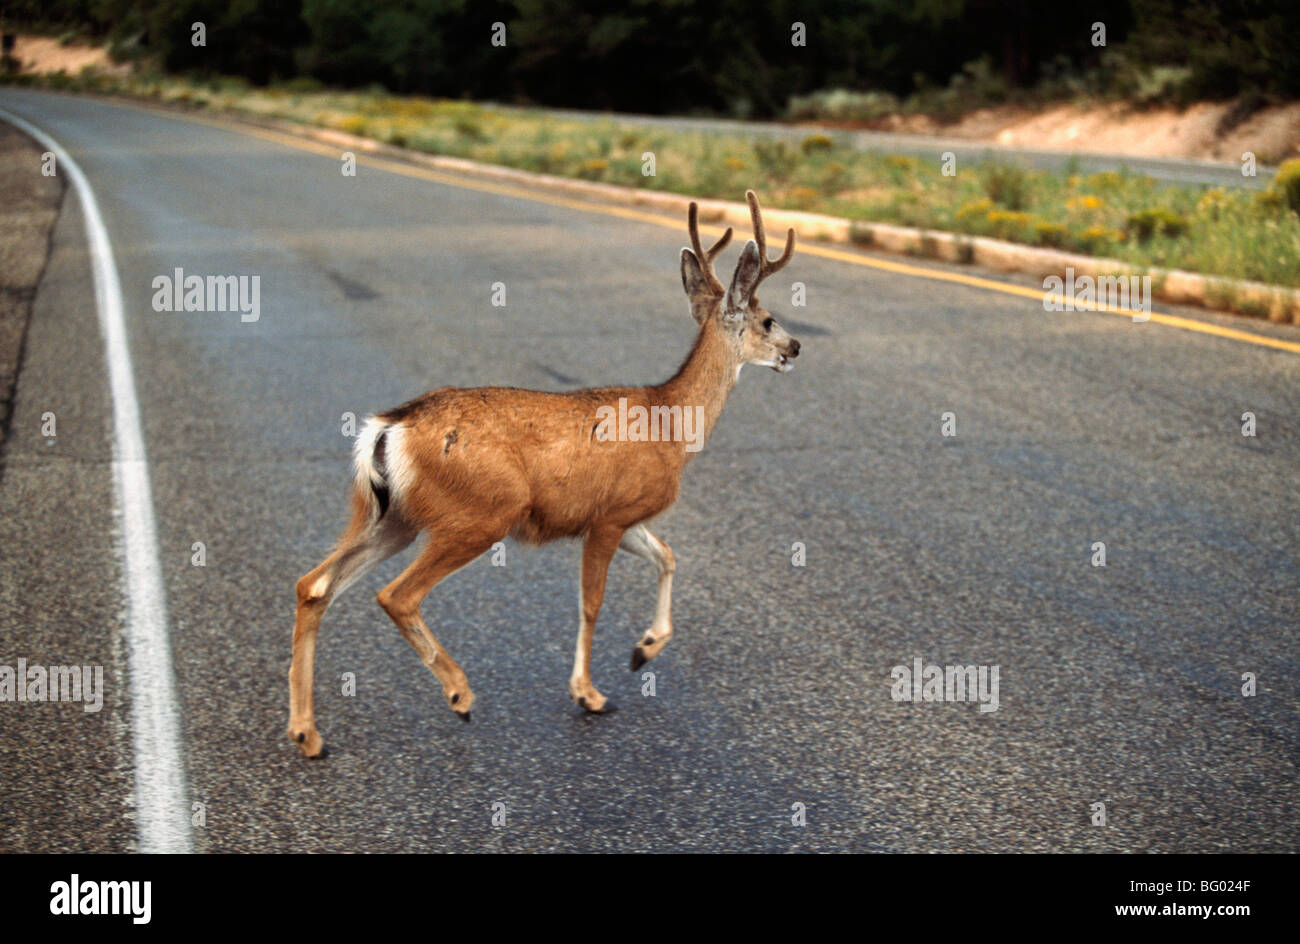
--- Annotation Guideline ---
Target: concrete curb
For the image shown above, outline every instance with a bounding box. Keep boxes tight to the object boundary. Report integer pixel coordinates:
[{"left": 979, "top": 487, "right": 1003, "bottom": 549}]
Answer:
[{"left": 108, "top": 94, "right": 1300, "bottom": 327}]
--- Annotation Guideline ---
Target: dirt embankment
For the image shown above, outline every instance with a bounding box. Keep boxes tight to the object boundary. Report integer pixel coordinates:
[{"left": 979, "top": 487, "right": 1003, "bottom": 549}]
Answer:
[
  {"left": 6, "top": 34, "right": 130, "bottom": 78},
  {"left": 820, "top": 99, "right": 1300, "bottom": 165}
]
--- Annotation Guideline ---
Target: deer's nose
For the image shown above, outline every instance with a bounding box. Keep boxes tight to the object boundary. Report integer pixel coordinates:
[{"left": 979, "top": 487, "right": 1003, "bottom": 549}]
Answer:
[{"left": 787, "top": 339, "right": 801, "bottom": 357}]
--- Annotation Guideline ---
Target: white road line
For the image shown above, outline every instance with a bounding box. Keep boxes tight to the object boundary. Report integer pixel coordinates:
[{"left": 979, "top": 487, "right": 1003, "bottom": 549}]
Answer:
[{"left": 0, "top": 106, "right": 192, "bottom": 853}]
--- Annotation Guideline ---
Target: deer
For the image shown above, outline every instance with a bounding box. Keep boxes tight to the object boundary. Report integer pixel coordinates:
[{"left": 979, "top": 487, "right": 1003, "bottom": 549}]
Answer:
[{"left": 288, "top": 190, "right": 801, "bottom": 757}]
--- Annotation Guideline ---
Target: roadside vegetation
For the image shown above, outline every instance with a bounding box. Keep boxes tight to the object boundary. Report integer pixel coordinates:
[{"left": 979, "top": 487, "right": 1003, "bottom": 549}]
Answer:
[{"left": 9, "top": 70, "right": 1300, "bottom": 291}]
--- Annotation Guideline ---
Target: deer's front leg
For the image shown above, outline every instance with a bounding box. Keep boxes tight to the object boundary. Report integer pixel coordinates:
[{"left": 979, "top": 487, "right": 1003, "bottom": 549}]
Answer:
[
  {"left": 570, "top": 524, "right": 624, "bottom": 713},
  {"left": 620, "top": 524, "right": 675, "bottom": 670}
]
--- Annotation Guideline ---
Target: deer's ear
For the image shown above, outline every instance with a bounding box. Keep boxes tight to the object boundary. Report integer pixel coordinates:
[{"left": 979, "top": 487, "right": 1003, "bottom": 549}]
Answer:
[
  {"left": 724, "top": 240, "right": 762, "bottom": 319},
  {"left": 680, "top": 248, "right": 709, "bottom": 299}
]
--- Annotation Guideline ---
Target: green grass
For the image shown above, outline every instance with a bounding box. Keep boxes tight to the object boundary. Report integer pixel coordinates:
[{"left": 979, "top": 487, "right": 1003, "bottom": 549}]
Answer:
[{"left": 10, "top": 71, "right": 1300, "bottom": 290}]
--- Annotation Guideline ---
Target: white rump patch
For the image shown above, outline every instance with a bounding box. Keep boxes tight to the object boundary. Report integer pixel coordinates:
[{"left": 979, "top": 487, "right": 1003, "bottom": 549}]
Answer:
[
  {"left": 353, "top": 416, "right": 386, "bottom": 497},
  {"left": 383, "top": 424, "right": 417, "bottom": 502},
  {"left": 352, "top": 417, "right": 416, "bottom": 513}
]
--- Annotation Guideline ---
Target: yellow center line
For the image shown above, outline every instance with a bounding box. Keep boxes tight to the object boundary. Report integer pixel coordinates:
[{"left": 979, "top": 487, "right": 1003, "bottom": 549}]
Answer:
[{"left": 102, "top": 96, "right": 1300, "bottom": 356}]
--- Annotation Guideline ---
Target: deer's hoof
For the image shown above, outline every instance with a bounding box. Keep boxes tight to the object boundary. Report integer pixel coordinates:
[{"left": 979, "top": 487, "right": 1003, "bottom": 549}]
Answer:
[
  {"left": 289, "top": 725, "right": 325, "bottom": 759},
  {"left": 446, "top": 685, "right": 475, "bottom": 719},
  {"left": 577, "top": 695, "right": 616, "bottom": 714},
  {"left": 630, "top": 635, "right": 661, "bottom": 671}
]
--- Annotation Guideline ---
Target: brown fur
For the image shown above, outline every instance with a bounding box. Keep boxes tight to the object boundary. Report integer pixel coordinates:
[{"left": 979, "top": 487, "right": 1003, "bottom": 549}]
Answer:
[{"left": 287, "top": 191, "right": 802, "bottom": 757}]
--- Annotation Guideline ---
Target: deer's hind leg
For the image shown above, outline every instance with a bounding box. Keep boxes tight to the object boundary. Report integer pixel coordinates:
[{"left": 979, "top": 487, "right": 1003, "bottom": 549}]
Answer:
[
  {"left": 290, "top": 499, "right": 417, "bottom": 758},
  {"left": 376, "top": 521, "right": 507, "bottom": 722}
]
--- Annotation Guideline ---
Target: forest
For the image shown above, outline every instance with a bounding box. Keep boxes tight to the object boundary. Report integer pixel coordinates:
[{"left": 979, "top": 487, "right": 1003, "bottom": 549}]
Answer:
[{"left": 7, "top": 1, "right": 1298, "bottom": 117}]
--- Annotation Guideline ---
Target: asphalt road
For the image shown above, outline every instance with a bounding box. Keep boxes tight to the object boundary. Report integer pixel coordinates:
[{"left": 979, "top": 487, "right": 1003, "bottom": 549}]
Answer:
[
  {"left": 0, "top": 88, "right": 1297, "bottom": 853},
  {"left": 537, "top": 106, "right": 1275, "bottom": 189}
]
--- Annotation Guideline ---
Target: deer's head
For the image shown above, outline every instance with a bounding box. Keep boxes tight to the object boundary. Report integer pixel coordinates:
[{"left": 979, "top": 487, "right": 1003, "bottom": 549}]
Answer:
[{"left": 680, "top": 191, "right": 801, "bottom": 373}]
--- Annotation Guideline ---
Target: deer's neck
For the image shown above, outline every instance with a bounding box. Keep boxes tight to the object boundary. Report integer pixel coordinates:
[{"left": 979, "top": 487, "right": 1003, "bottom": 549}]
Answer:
[{"left": 655, "top": 322, "right": 738, "bottom": 455}]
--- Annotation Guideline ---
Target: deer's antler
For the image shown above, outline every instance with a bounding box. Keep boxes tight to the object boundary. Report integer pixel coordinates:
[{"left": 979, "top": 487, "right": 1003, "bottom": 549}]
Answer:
[
  {"left": 746, "top": 189, "right": 796, "bottom": 288},
  {"left": 687, "top": 202, "right": 733, "bottom": 295}
]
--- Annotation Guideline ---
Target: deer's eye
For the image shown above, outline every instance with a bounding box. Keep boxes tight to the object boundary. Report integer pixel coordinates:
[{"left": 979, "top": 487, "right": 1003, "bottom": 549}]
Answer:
[{"left": 762, "top": 317, "right": 774, "bottom": 332}]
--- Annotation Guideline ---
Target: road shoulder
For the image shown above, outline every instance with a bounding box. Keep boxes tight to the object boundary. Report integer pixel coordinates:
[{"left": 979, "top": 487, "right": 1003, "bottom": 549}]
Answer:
[{"left": 0, "top": 122, "right": 64, "bottom": 459}]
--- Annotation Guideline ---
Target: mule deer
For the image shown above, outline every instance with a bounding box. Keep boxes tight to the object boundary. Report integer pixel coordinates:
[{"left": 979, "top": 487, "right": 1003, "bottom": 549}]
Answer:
[{"left": 288, "top": 190, "right": 801, "bottom": 757}]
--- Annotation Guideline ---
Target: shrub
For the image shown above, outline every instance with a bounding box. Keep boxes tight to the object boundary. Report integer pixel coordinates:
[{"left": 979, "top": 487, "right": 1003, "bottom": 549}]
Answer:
[
  {"left": 108, "top": 32, "right": 148, "bottom": 64},
  {"left": 821, "top": 161, "right": 850, "bottom": 191},
  {"left": 1034, "top": 222, "right": 1070, "bottom": 248},
  {"left": 946, "top": 56, "right": 1010, "bottom": 106},
  {"left": 1086, "top": 171, "right": 1124, "bottom": 190},
  {"left": 981, "top": 164, "right": 1029, "bottom": 210},
  {"left": 280, "top": 76, "right": 325, "bottom": 94},
  {"left": 1195, "top": 188, "right": 1232, "bottom": 220},
  {"left": 956, "top": 198, "right": 994, "bottom": 222},
  {"left": 543, "top": 141, "right": 571, "bottom": 172},
  {"left": 454, "top": 116, "right": 485, "bottom": 140},
  {"left": 787, "top": 89, "right": 899, "bottom": 122},
  {"left": 1253, "top": 188, "right": 1286, "bottom": 213},
  {"left": 1131, "top": 66, "right": 1195, "bottom": 107},
  {"left": 985, "top": 209, "right": 1035, "bottom": 240},
  {"left": 790, "top": 186, "right": 819, "bottom": 208},
  {"left": 753, "top": 140, "right": 797, "bottom": 180},
  {"left": 336, "top": 114, "right": 368, "bottom": 135},
  {"left": 1076, "top": 225, "right": 1124, "bottom": 253},
  {"left": 1125, "top": 208, "right": 1187, "bottom": 241},
  {"left": 882, "top": 153, "right": 918, "bottom": 185},
  {"left": 1266, "top": 159, "right": 1300, "bottom": 216},
  {"left": 801, "top": 134, "right": 834, "bottom": 155}
]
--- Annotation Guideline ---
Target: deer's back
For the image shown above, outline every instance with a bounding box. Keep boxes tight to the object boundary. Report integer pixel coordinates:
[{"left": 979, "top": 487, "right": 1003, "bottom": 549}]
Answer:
[{"left": 379, "top": 386, "right": 685, "bottom": 542}]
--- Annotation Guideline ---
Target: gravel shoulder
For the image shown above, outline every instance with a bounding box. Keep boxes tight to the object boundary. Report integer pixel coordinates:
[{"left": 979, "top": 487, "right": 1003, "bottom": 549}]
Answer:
[{"left": 0, "top": 123, "right": 64, "bottom": 457}]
